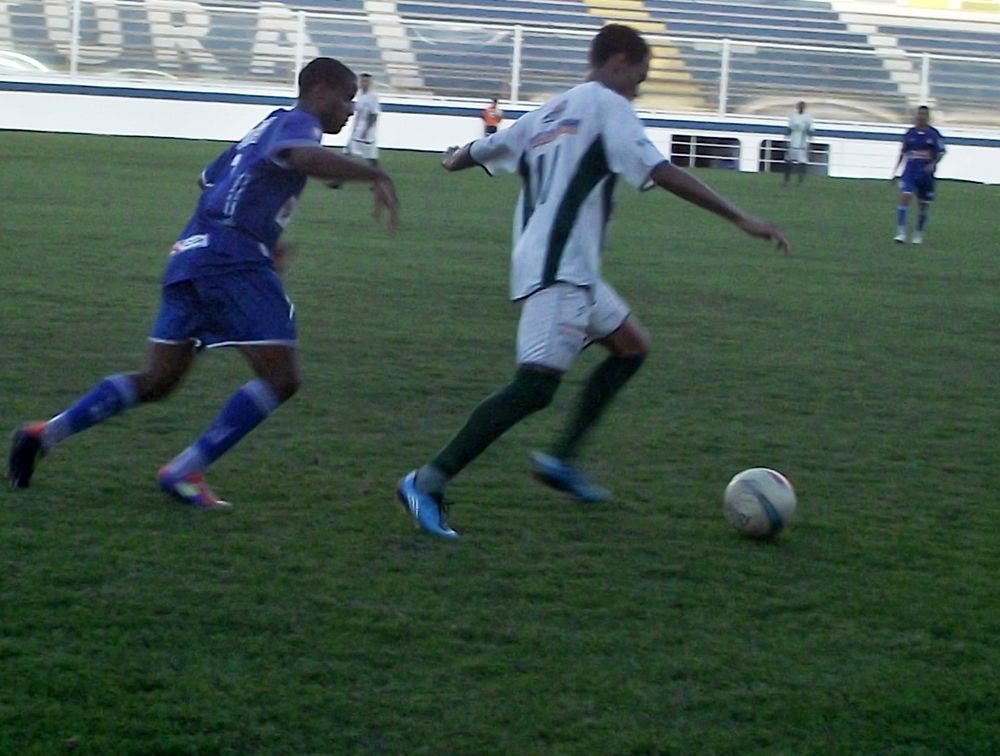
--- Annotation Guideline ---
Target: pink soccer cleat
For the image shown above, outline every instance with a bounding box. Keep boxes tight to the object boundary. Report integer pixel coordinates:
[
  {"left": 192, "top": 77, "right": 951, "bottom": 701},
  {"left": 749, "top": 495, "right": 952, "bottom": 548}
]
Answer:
[{"left": 157, "top": 467, "right": 231, "bottom": 509}]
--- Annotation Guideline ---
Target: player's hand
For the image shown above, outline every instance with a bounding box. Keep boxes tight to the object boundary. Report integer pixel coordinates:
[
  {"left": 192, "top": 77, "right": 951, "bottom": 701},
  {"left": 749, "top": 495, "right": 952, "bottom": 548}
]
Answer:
[
  {"left": 442, "top": 146, "right": 462, "bottom": 171},
  {"left": 273, "top": 241, "right": 295, "bottom": 277},
  {"left": 372, "top": 172, "right": 399, "bottom": 234},
  {"left": 737, "top": 216, "right": 791, "bottom": 255}
]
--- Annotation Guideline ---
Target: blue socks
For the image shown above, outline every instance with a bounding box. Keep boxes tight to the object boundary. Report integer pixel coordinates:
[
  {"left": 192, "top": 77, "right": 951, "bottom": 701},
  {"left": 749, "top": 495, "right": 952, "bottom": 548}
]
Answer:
[
  {"left": 896, "top": 205, "right": 908, "bottom": 230},
  {"left": 917, "top": 210, "right": 928, "bottom": 232},
  {"left": 164, "top": 379, "right": 280, "bottom": 477},
  {"left": 42, "top": 374, "right": 138, "bottom": 449},
  {"left": 39, "top": 374, "right": 281, "bottom": 478}
]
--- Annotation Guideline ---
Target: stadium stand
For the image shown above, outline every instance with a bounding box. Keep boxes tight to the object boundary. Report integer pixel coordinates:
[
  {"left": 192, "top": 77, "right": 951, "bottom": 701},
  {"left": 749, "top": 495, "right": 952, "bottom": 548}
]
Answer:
[
  {"left": 0, "top": 0, "right": 384, "bottom": 87},
  {"left": 396, "top": 1, "right": 899, "bottom": 112},
  {"left": 1, "top": 0, "right": 999, "bottom": 124},
  {"left": 880, "top": 24, "right": 1000, "bottom": 106},
  {"left": 882, "top": 25, "right": 1000, "bottom": 56},
  {"left": 396, "top": 0, "right": 596, "bottom": 26}
]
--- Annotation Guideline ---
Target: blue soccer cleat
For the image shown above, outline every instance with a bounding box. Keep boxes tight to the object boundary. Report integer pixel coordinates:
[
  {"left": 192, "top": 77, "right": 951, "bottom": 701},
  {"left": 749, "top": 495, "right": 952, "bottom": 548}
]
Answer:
[
  {"left": 396, "top": 471, "right": 459, "bottom": 540},
  {"left": 8, "top": 422, "right": 47, "bottom": 489},
  {"left": 530, "top": 451, "right": 611, "bottom": 503}
]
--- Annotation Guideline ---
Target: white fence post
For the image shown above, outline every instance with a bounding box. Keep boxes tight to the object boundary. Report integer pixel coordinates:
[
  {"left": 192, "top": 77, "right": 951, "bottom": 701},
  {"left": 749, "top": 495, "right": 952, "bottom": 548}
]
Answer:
[
  {"left": 294, "top": 11, "right": 306, "bottom": 88},
  {"left": 69, "top": 0, "right": 82, "bottom": 78},
  {"left": 919, "top": 52, "right": 931, "bottom": 106},
  {"left": 719, "top": 38, "right": 731, "bottom": 117},
  {"left": 510, "top": 24, "right": 523, "bottom": 103}
]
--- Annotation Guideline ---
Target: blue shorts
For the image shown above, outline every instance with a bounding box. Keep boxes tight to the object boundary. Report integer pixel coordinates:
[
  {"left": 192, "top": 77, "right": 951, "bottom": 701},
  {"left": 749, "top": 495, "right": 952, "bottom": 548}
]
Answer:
[
  {"left": 150, "top": 268, "right": 296, "bottom": 349},
  {"left": 899, "top": 170, "right": 936, "bottom": 202}
]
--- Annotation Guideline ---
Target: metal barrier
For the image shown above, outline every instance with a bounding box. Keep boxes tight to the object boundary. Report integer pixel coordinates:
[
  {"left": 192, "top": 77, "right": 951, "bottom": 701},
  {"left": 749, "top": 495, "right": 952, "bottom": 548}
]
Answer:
[{"left": 1, "top": 1, "right": 999, "bottom": 126}]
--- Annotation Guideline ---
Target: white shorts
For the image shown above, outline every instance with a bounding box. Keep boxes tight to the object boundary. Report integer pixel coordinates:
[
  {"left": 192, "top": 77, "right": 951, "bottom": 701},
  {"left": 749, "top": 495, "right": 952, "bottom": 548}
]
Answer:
[
  {"left": 516, "top": 281, "right": 631, "bottom": 372},
  {"left": 787, "top": 146, "right": 807, "bottom": 164},
  {"left": 345, "top": 138, "right": 378, "bottom": 160}
]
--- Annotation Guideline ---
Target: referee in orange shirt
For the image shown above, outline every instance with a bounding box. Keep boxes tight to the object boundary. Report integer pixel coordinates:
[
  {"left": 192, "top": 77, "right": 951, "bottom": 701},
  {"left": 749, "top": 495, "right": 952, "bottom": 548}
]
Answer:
[{"left": 482, "top": 97, "right": 503, "bottom": 135}]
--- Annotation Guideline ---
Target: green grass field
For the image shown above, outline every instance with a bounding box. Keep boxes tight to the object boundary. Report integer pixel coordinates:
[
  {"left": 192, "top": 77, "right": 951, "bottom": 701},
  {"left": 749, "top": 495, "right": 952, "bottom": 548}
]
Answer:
[{"left": 1, "top": 130, "right": 999, "bottom": 755}]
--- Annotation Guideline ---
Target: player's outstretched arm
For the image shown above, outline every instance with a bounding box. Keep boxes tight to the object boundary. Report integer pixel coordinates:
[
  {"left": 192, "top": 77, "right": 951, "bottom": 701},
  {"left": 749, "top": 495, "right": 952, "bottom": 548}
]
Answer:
[
  {"left": 286, "top": 146, "right": 383, "bottom": 182},
  {"left": 285, "top": 146, "right": 399, "bottom": 233},
  {"left": 442, "top": 144, "right": 477, "bottom": 172},
  {"left": 650, "top": 162, "right": 790, "bottom": 254}
]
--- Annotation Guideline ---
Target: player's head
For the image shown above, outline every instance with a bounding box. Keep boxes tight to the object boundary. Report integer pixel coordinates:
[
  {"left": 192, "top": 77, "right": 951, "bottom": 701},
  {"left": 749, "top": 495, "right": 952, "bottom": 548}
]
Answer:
[
  {"left": 797, "top": 101, "right": 806, "bottom": 113},
  {"left": 588, "top": 24, "right": 651, "bottom": 101},
  {"left": 298, "top": 57, "right": 357, "bottom": 134},
  {"left": 359, "top": 73, "right": 373, "bottom": 93},
  {"left": 915, "top": 105, "right": 931, "bottom": 128},
  {"left": 491, "top": 96, "right": 498, "bottom": 106}
]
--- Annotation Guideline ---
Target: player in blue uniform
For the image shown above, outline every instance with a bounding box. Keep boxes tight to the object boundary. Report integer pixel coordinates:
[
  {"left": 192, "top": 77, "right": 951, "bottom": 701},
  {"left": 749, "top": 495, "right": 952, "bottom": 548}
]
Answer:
[
  {"left": 7, "top": 57, "right": 400, "bottom": 507},
  {"left": 892, "top": 105, "right": 945, "bottom": 245}
]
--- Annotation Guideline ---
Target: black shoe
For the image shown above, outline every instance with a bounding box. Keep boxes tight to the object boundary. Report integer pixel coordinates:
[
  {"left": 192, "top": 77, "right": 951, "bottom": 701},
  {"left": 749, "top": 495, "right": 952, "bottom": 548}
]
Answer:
[{"left": 8, "top": 422, "right": 46, "bottom": 489}]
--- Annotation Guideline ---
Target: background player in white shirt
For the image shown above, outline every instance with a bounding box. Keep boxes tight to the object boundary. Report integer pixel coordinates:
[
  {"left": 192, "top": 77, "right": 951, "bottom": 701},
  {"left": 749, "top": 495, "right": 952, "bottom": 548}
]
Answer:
[
  {"left": 784, "top": 101, "right": 813, "bottom": 187},
  {"left": 396, "top": 24, "right": 789, "bottom": 539},
  {"left": 345, "top": 73, "right": 380, "bottom": 166}
]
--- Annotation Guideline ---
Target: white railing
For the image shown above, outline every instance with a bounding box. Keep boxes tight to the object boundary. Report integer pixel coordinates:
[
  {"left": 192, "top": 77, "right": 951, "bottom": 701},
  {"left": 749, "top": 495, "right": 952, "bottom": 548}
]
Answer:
[{"left": 1, "top": 1, "right": 999, "bottom": 125}]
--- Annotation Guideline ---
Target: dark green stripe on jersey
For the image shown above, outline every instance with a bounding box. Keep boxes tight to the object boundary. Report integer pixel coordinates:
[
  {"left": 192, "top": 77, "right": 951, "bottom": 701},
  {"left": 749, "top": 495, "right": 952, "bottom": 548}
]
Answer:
[
  {"left": 518, "top": 153, "right": 534, "bottom": 231},
  {"left": 599, "top": 173, "right": 617, "bottom": 249},
  {"left": 543, "top": 137, "right": 611, "bottom": 287}
]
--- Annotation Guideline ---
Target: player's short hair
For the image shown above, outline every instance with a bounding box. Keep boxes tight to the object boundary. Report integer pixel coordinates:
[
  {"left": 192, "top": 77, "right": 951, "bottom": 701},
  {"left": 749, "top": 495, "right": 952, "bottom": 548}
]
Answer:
[
  {"left": 298, "top": 57, "right": 355, "bottom": 95},
  {"left": 589, "top": 24, "right": 649, "bottom": 66},
  {"left": 917, "top": 105, "right": 931, "bottom": 113},
  {"left": 360, "top": 73, "right": 372, "bottom": 79}
]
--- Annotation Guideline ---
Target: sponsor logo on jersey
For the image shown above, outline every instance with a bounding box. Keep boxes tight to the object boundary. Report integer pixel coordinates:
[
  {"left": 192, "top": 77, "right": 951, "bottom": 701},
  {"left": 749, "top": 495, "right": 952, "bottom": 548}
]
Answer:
[
  {"left": 170, "top": 234, "right": 210, "bottom": 255},
  {"left": 530, "top": 119, "right": 580, "bottom": 148}
]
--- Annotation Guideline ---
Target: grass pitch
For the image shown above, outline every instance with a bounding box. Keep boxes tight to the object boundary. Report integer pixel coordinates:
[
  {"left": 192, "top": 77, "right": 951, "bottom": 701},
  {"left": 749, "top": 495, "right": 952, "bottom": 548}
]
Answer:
[{"left": 1, "top": 131, "right": 999, "bottom": 754}]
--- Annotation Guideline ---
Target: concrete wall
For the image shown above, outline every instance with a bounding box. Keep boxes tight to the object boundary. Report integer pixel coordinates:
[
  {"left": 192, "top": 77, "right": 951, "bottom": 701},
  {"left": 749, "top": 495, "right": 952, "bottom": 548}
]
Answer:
[{"left": 2, "top": 77, "right": 998, "bottom": 183}]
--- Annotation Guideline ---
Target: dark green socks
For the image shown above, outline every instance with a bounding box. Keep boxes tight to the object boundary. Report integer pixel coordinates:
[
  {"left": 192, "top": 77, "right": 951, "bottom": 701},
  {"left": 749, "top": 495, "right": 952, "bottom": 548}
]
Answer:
[
  {"left": 417, "top": 368, "right": 561, "bottom": 492},
  {"left": 551, "top": 354, "right": 645, "bottom": 461}
]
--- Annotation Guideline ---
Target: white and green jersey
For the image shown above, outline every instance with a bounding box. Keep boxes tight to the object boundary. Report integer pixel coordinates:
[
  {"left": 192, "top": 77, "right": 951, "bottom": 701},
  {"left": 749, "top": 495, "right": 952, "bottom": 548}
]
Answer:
[
  {"left": 350, "top": 91, "right": 380, "bottom": 144},
  {"left": 787, "top": 112, "right": 813, "bottom": 149},
  {"left": 469, "top": 81, "right": 667, "bottom": 300}
]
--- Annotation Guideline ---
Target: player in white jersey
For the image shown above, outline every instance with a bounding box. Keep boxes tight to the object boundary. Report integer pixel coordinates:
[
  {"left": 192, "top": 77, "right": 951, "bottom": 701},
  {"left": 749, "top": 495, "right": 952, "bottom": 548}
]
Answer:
[
  {"left": 783, "top": 101, "right": 813, "bottom": 187},
  {"left": 345, "top": 73, "right": 380, "bottom": 165},
  {"left": 396, "top": 24, "right": 789, "bottom": 539}
]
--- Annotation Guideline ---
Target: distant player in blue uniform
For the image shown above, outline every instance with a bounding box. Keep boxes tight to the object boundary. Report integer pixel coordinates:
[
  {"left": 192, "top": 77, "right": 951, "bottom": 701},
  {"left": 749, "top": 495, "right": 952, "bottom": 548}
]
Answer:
[
  {"left": 8, "top": 57, "right": 400, "bottom": 507},
  {"left": 892, "top": 105, "right": 945, "bottom": 245}
]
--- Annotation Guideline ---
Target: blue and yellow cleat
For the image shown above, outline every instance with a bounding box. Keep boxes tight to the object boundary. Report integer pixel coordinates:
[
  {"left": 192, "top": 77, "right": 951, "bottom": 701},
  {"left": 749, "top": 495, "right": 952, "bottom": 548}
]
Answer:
[
  {"left": 396, "top": 471, "right": 459, "bottom": 540},
  {"left": 158, "top": 467, "right": 231, "bottom": 509},
  {"left": 7, "top": 422, "right": 46, "bottom": 489},
  {"left": 530, "top": 451, "right": 611, "bottom": 503}
]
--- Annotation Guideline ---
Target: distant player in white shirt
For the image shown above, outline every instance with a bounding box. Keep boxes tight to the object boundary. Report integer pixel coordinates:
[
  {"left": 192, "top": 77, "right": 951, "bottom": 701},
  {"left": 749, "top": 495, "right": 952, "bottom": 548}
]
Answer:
[
  {"left": 396, "top": 24, "right": 789, "bottom": 539},
  {"left": 345, "top": 73, "right": 380, "bottom": 166},
  {"left": 783, "top": 101, "right": 813, "bottom": 187}
]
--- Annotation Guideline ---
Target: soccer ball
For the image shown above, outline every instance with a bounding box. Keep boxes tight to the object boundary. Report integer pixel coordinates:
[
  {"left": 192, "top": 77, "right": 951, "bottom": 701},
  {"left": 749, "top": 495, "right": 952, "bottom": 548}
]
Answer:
[{"left": 723, "top": 468, "right": 796, "bottom": 539}]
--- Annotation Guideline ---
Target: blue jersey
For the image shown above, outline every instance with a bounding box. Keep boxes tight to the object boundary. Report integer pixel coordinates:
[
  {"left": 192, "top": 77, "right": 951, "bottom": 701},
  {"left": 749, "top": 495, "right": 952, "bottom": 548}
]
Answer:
[
  {"left": 901, "top": 126, "right": 945, "bottom": 177},
  {"left": 164, "top": 107, "right": 323, "bottom": 284}
]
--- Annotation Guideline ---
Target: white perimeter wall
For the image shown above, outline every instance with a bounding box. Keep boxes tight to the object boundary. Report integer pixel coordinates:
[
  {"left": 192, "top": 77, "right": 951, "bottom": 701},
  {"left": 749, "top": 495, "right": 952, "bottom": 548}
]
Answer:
[{"left": 2, "top": 81, "right": 999, "bottom": 184}]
